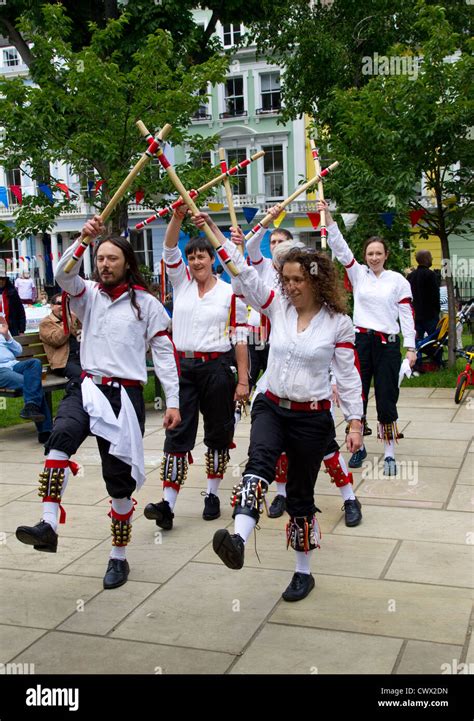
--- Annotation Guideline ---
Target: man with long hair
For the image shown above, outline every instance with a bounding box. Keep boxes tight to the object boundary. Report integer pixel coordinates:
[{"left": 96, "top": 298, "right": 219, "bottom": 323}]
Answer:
[{"left": 15, "top": 216, "right": 181, "bottom": 589}]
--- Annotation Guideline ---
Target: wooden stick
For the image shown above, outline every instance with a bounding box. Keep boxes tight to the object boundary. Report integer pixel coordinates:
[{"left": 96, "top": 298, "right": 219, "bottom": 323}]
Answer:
[
  {"left": 310, "top": 139, "right": 327, "bottom": 249},
  {"left": 244, "top": 161, "right": 339, "bottom": 242},
  {"left": 218, "top": 147, "right": 239, "bottom": 236},
  {"left": 64, "top": 122, "right": 172, "bottom": 272},
  {"left": 135, "top": 147, "right": 264, "bottom": 229}
]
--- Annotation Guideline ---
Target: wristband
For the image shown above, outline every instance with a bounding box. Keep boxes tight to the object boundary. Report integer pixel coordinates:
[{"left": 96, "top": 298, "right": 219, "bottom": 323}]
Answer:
[{"left": 406, "top": 347, "right": 416, "bottom": 352}]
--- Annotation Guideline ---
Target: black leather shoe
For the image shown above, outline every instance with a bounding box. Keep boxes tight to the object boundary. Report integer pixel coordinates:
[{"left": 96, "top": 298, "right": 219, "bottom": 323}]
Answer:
[
  {"left": 202, "top": 492, "right": 220, "bottom": 520},
  {"left": 213, "top": 529, "right": 245, "bottom": 569},
  {"left": 103, "top": 558, "right": 130, "bottom": 589},
  {"left": 282, "top": 572, "right": 315, "bottom": 602},
  {"left": 343, "top": 497, "right": 362, "bottom": 527},
  {"left": 20, "top": 403, "right": 45, "bottom": 423},
  {"left": 15, "top": 520, "right": 58, "bottom": 553},
  {"left": 144, "top": 500, "right": 174, "bottom": 530},
  {"left": 268, "top": 494, "right": 286, "bottom": 518},
  {"left": 348, "top": 446, "right": 367, "bottom": 468}
]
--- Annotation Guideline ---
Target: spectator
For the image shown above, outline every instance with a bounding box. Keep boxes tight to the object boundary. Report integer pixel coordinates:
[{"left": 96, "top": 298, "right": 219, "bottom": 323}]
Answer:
[
  {"left": 37, "top": 290, "right": 49, "bottom": 306},
  {"left": 15, "top": 271, "right": 37, "bottom": 304},
  {"left": 407, "top": 250, "right": 440, "bottom": 341},
  {"left": 439, "top": 278, "right": 448, "bottom": 314},
  {"left": 39, "top": 293, "right": 82, "bottom": 380},
  {"left": 0, "top": 268, "right": 26, "bottom": 336},
  {"left": 0, "top": 317, "right": 52, "bottom": 443}
]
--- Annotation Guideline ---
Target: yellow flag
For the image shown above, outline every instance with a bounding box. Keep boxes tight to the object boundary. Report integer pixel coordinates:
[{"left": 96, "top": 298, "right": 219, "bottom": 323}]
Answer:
[
  {"left": 273, "top": 211, "right": 286, "bottom": 228},
  {"left": 208, "top": 202, "right": 224, "bottom": 211}
]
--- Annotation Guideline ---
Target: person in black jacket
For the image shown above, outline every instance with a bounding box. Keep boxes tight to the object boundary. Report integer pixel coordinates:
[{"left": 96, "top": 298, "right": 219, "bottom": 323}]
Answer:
[
  {"left": 0, "top": 272, "right": 26, "bottom": 336},
  {"left": 407, "top": 250, "right": 440, "bottom": 342}
]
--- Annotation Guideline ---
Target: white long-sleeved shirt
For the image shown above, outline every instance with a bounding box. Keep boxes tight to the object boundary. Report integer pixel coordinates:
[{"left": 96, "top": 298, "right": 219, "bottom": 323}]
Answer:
[
  {"left": 219, "top": 239, "right": 362, "bottom": 421},
  {"left": 55, "top": 241, "right": 180, "bottom": 408},
  {"left": 163, "top": 245, "right": 248, "bottom": 352},
  {"left": 327, "top": 223, "right": 416, "bottom": 348}
]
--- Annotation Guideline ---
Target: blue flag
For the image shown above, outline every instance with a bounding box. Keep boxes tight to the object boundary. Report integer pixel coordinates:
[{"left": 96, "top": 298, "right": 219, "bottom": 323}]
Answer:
[
  {"left": 38, "top": 183, "right": 54, "bottom": 201},
  {"left": 243, "top": 207, "right": 258, "bottom": 225},
  {"left": 0, "top": 186, "right": 9, "bottom": 208},
  {"left": 380, "top": 212, "right": 395, "bottom": 229}
]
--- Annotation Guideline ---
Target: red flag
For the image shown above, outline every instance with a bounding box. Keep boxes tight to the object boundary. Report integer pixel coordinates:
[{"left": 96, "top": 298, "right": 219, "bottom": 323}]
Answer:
[
  {"left": 10, "top": 185, "right": 23, "bottom": 204},
  {"left": 307, "top": 212, "right": 321, "bottom": 230},
  {"left": 409, "top": 209, "right": 426, "bottom": 226},
  {"left": 135, "top": 190, "right": 145, "bottom": 204},
  {"left": 56, "top": 182, "right": 70, "bottom": 199},
  {"left": 94, "top": 179, "right": 105, "bottom": 195}
]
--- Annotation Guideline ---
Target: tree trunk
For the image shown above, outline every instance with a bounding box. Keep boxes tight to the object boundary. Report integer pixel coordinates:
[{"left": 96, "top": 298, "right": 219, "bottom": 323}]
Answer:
[
  {"left": 434, "top": 182, "right": 456, "bottom": 368},
  {"left": 0, "top": 19, "right": 35, "bottom": 67},
  {"left": 111, "top": 199, "right": 129, "bottom": 236}
]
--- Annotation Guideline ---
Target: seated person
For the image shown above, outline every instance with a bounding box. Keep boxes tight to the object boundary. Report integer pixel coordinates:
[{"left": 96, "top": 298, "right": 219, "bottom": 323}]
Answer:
[
  {"left": 0, "top": 316, "right": 52, "bottom": 443},
  {"left": 39, "top": 293, "right": 82, "bottom": 380}
]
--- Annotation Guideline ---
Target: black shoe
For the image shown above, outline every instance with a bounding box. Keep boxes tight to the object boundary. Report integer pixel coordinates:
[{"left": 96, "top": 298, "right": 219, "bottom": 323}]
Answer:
[
  {"left": 103, "top": 558, "right": 130, "bottom": 589},
  {"left": 268, "top": 494, "right": 286, "bottom": 519},
  {"left": 144, "top": 500, "right": 174, "bottom": 530},
  {"left": 212, "top": 529, "right": 245, "bottom": 570},
  {"left": 15, "top": 520, "right": 58, "bottom": 553},
  {"left": 343, "top": 497, "right": 362, "bottom": 527},
  {"left": 202, "top": 492, "right": 220, "bottom": 521},
  {"left": 38, "top": 431, "right": 51, "bottom": 445},
  {"left": 348, "top": 446, "right": 367, "bottom": 468},
  {"left": 20, "top": 403, "right": 45, "bottom": 423},
  {"left": 384, "top": 457, "right": 397, "bottom": 476},
  {"left": 282, "top": 572, "right": 315, "bottom": 602}
]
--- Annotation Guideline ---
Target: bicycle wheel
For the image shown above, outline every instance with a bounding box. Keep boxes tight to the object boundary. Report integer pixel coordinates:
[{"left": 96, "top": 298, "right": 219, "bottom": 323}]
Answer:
[{"left": 454, "top": 375, "right": 468, "bottom": 404}]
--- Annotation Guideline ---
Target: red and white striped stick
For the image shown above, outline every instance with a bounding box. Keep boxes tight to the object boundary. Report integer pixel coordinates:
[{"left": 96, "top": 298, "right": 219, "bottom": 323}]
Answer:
[
  {"left": 135, "top": 150, "right": 264, "bottom": 230},
  {"left": 310, "top": 139, "right": 327, "bottom": 249},
  {"left": 136, "top": 122, "right": 240, "bottom": 277},
  {"left": 64, "top": 122, "right": 171, "bottom": 273},
  {"left": 244, "top": 161, "right": 339, "bottom": 242}
]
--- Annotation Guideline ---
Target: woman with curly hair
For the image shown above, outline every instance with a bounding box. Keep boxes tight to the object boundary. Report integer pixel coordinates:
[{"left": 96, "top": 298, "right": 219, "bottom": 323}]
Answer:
[{"left": 191, "top": 212, "right": 363, "bottom": 602}]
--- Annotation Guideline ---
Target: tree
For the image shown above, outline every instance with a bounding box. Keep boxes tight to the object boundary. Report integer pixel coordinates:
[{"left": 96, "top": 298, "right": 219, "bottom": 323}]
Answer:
[{"left": 0, "top": 4, "right": 228, "bottom": 240}]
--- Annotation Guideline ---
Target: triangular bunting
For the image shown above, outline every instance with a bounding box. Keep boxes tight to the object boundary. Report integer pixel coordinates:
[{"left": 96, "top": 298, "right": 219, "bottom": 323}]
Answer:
[
  {"left": 135, "top": 190, "right": 145, "bottom": 204},
  {"left": 94, "top": 179, "right": 105, "bottom": 195},
  {"left": 380, "top": 212, "right": 395, "bottom": 229},
  {"left": 38, "top": 183, "right": 54, "bottom": 201},
  {"left": 307, "top": 212, "right": 320, "bottom": 230},
  {"left": 273, "top": 211, "right": 286, "bottom": 228},
  {"left": 56, "top": 182, "right": 71, "bottom": 199},
  {"left": 208, "top": 202, "right": 224, "bottom": 212},
  {"left": 0, "top": 186, "right": 9, "bottom": 209},
  {"left": 341, "top": 213, "right": 358, "bottom": 231},
  {"left": 10, "top": 185, "right": 22, "bottom": 205},
  {"left": 242, "top": 207, "right": 258, "bottom": 224},
  {"left": 409, "top": 209, "right": 427, "bottom": 226}
]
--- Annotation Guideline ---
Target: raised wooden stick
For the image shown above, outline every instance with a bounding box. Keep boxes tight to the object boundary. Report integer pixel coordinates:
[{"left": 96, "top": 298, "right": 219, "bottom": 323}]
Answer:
[
  {"left": 310, "top": 139, "right": 327, "bottom": 249},
  {"left": 64, "top": 122, "right": 172, "bottom": 272},
  {"left": 244, "top": 161, "right": 339, "bottom": 242},
  {"left": 136, "top": 122, "right": 240, "bottom": 276},
  {"left": 135, "top": 150, "right": 264, "bottom": 230}
]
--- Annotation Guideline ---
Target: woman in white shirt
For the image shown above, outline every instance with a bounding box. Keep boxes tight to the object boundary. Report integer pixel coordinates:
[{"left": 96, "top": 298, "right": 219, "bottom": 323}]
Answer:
[
  {"left": 319, "top": 201, "right": 417, "bottom": 477},
  {"left": 192, "top": 211, "right": 363, "bottom": 603},
  {"left": 144, "top": 208, "right": 249, "bottom": 530}
]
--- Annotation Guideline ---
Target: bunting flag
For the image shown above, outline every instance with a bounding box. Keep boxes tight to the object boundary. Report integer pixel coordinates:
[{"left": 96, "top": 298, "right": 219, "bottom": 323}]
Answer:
[
  {"left": 19, "top": 256, "right": 25, "bottom": 262},
  {"left": 25, "top": 256, "right": 30, "bottom": 261},
  {"left": 242, "top": 206, "right": 258, "bottom": 224},
  {"left": 94, "top": 179, "right": 105, "bottom": 195},
  {"left": 307, "top": 212, "right": 321, "bottom": 230},
  {"left": 0, "top": 186, "right": 9, "bottom": 208},
  {"left": 10, "top": 185, "right": 22, "bottom": 205},
  {"left": 56, "top": 182, "right": 71, "bottom": 199},
  {"left": 273, "top": 210, "right": 286, "bottom": 228},
  {"left": 38, "top": 183, "right": 54, "bottom": 201},
  {"left": 135, "top": 190, "right": 145, "bottom": 205},
  {"left": 409, "top": 209, "right": 427, "bottom": 226},
  {"left": 380, "top": 212, "right": 395, "bottom": 229},
  {"left": 37, "top": 254, "right": 43, "bottom": 259},
  {"left": 208, "top": 202, "right": 224, "bottom": 212},
  {"left": 341, "top": 213, "right": 358, "bottom": 231},
  {"left": 87, "top": 180, "right": 94, "bottom": 193}
]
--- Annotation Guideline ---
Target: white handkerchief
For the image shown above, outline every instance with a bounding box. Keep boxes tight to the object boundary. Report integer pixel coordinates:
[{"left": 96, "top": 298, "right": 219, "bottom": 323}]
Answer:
[{"left": 398, "top": 358, "right": 413, "bottom": 387}]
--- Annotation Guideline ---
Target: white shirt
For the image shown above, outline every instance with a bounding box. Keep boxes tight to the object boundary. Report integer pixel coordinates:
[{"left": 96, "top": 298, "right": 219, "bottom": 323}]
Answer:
[
  {"left": 221, "top": 239, "right": 363, "bottom": 421},
  {"left": 163, "top": 245, "right": 248, "bottom": 352},
  {"left": 245, "top": 227, "right": 277, "bottom": 332},
  {"left": 327, "top": 223, "right": 416, "bottom": 348},
  {"left": 15, "top": 277, "right": 36, "bottom": 301},
  {"left": 55, "top": 241, "right": 180, "bottom": 408}
]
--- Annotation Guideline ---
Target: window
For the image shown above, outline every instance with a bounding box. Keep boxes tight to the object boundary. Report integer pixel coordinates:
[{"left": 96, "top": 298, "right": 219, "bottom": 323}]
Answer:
[
  {"left": 192, "top": 88, "right": 211, "bottom": 121},
  {"left": 259, "top": 73, "right": 281, "bottom": 113},
  {"left": 262, "top": 145, "right": 284, "bottom": 198},
  {"left": 223, "top": 24, "right": 242, "bottom": 48},
  {"left": 130, "top": 229, "right": 153, "bottom": 270},
  {"left": 226, "top": 149, "right": 247, "bottom": 195},
  {"left": 5, "top": 168, "right": 21, "bottom": 205},
  {"left": 191, "top": 150, "right": 212, "bottom": 169},
  {"left": 3, "top": 49, "right": 19, "bottom": 67},
  {"left": 223, "top": 77, "right": 245, "bottom": 117}
]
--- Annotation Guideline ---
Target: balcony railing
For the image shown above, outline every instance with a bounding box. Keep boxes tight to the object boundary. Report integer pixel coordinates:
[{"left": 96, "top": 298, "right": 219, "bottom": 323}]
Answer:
[
  {"left": 255, "top": 107, "right": 281, "bottom": 115},
  {"left": 219, "top": 109, "right": 248, "bottom": 119},
  {"left": 191, "top": 111, "right": 212, "bottom": 122}
]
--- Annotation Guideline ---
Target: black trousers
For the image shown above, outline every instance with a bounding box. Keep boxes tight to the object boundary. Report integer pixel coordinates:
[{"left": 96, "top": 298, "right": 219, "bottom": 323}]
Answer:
[
  {"left": 245, "top": 394, "right": 335, "bottom": 517},
  {"left": 248, "top": 342, "right": 270, "bottom": 392},
  {"left": 356, "top": 332, "right": 401, "bottom": 424},
  {"left": 45, "top": 379, "right": 145, "bottom": 498},
  {"left": 164, "top": 352, "right": 236, "bottom": 453}
]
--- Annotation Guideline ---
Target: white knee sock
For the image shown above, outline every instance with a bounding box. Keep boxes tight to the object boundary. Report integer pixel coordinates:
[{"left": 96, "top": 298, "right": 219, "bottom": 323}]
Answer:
[
  {"left": 295, "top": 550, "right": 312, "bottom": 575},
  {"left": 163, "top": 486, "right": 178, "bottom": 510},
  {"left": 384, "top": 440, "right": 395, "bottom": 459},
  {"left": 41, "top": 449, "right": 70, "bottom": 532},
  {"left": 340, "top": 483, "right": 356, "bottom": 501},
  {"left": 275, "top": 482, "right": 287, "bottom": 497},
  {"left": 109, "top": 498, "right": 133, "bottom": 560},
  {"left": 207, "top": 478, "right": 221, "bottom": 495},
  {"left": 234, "top": 514, "right": 256, "bottom": 544}
]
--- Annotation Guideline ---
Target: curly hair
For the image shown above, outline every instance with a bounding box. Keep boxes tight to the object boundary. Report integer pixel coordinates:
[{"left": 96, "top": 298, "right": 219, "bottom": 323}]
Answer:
[{"left": 277, "top": 247, "right": 347, "bottom": 315}]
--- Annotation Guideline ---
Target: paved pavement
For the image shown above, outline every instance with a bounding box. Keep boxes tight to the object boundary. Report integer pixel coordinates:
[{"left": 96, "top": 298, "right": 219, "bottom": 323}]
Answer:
[{"left": 0, "top": 387, "right": 472, "bottom": 675}]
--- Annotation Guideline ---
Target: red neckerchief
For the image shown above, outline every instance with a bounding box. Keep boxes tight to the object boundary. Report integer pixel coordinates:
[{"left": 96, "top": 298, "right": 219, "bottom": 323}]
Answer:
[{"left": 98, "top": 282, "right": 147, "bottom": 301}]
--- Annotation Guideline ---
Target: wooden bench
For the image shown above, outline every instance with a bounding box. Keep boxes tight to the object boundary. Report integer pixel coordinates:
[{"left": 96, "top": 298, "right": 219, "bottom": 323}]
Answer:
[{"left": 0, "top": 333, "right": 68, "bottom": 418}]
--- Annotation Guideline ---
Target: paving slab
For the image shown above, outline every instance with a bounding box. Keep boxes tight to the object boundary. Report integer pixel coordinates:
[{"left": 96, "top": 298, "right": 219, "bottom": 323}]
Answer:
[
  {"left": 0, "top": 534, "right": 103, "bottom": 574},
  {"left": 395, "top": 641, "right": 463, "bottom": 675},
  {"left": 457, "top": 456, "right": 473, "bottom": 485},
  {"left": 447, "top": 485, "right": 474, "bottom": 512},
  {"left": 0, "top": 500, "right": 110, "bottom": 540},
  {"left": 13, "top": 631, "right": 234, "bottom": 675},
  {"left": 0, "top": 624, "right": 47, "bottom": 664},
  {"left": 356, "top": 466, "right": 457, "bottom": 504},
  {"left": 231, "top": 625, "right": 403, "bottom": 675},
  {"left": 0, "top": 483, "right": 36, "bottom": 506},
  {"left": 385, "top": 540, "right": 474, "bottom": 588},
  {"left": 404, "top": 422, "right": 474, "bottom": 441}
]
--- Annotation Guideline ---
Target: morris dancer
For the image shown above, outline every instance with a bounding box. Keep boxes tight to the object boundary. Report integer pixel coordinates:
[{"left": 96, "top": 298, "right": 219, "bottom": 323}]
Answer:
[
  {"left": 194, "top": 212, "right": 363, "bottom": 602},
  {"left": 15, "top": 216, "right": 180, "bottom": 589},
  {"left": 319, "top": 200, "right": 416, "bottom": 476},
  {"left": 144, "top": 208, "right": 248, "bottom": 530},
  {"left": 238, "top": 210, "right": 363, "bottom": 527}
]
